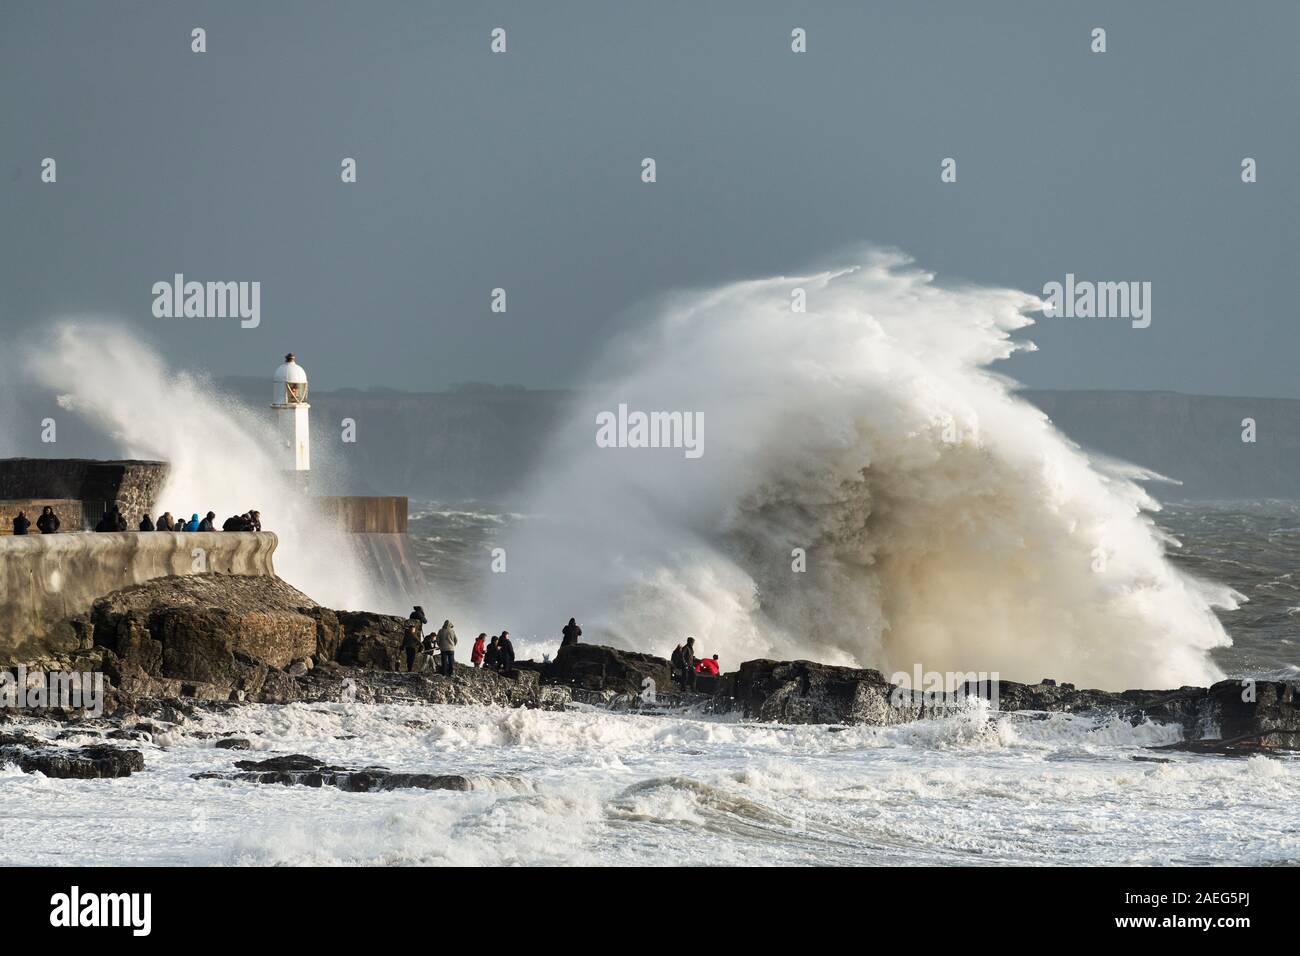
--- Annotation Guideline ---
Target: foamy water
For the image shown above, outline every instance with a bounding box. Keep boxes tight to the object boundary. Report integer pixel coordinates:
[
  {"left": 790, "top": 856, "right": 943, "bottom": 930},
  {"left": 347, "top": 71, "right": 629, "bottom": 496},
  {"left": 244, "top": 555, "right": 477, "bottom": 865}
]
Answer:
[{"left": 2, "top": 703, "right": 1295, "bottom": 866}]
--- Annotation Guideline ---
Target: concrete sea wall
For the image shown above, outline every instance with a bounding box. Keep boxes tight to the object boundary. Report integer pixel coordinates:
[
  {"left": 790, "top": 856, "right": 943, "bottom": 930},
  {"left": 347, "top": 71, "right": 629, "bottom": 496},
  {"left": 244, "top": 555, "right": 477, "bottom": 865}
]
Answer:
[
  {"left": 317, "top": 495, "right": 429, "bottom": 609},
  {"left": 0, "top": 531, "right": 278, "bottom": 664}
]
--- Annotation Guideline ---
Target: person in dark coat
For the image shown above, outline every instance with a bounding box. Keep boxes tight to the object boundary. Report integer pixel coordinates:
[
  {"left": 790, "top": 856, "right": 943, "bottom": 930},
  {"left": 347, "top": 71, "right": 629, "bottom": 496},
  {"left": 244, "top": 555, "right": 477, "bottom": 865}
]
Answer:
[
  {"left": 139, "top": 515, "right": 155, "bottom": 532},
  {"left": 484, "top": 636, "right": 501, "bottom": 670},
  {"left": 680, "top": 637, "right": 697, "bottom": 691},
  {"left": 402, "top": 608, "right": 425, "bottom": 672},
  {"left": 198, "top": 511, "right": 217, "bottom": 532},
  {"left": 561, "top": 617, "right": 582, "bottom": 649},
  {"left": 248, "top": 510, "right": 262, "bottom": 532},
  {"left": 11, "top": 511, "right": 30, "bottom": 535},
  {"left": 36, "top": 507, "right": 60, "bottom": 534},
  {"left": 97, "top": 506, "right": 127, "bottom": 532},
  {"left": 497, "top": 631, "right": 516, "bottom": 672}
]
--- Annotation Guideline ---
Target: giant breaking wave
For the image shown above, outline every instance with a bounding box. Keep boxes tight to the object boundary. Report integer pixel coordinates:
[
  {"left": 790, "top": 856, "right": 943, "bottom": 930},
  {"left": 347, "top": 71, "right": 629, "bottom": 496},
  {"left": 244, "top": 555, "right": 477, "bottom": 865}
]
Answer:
[{"left": 487, "top": 249, "right": 1235, "bottom": 689}]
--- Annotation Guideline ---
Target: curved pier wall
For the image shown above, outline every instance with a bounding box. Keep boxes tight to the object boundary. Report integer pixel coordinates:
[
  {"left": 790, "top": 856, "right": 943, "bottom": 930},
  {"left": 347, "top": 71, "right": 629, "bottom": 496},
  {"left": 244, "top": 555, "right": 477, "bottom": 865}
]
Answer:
[
  {"left": 316, "top": 496, "right": 429, "bottom": 610},
  {"left": 0, "top": 531, "right": 278, "bottom": 664}
]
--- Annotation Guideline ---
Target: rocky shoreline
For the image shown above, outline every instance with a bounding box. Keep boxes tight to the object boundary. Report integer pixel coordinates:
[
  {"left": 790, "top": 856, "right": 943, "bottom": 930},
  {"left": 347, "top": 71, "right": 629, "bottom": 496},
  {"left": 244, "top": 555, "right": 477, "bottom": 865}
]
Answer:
[{"left": 2, "top": 573, "right": 1297, "bottom": 782}]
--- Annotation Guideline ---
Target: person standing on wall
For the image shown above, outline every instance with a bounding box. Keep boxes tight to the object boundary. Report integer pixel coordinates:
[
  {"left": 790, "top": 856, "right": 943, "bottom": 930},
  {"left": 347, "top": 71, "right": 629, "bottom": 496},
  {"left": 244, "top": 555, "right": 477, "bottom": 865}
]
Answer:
[{"left": 36, "top": 507, "right": 59, "bottom": 534}]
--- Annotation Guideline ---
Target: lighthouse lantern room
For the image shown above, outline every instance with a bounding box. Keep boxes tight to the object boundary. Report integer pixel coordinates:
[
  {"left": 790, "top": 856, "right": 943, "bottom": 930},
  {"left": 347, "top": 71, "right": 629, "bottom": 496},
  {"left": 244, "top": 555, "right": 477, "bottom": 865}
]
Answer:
[{"left": 272, "top": 353, "right": 311, "bottom": 473}]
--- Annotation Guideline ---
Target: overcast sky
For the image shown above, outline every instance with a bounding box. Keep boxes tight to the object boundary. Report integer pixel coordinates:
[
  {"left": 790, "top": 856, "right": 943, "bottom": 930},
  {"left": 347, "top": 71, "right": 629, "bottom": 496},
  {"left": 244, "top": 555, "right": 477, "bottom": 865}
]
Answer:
[{"left": 2, "top": 0, "right": 1295, "bottom": 396}]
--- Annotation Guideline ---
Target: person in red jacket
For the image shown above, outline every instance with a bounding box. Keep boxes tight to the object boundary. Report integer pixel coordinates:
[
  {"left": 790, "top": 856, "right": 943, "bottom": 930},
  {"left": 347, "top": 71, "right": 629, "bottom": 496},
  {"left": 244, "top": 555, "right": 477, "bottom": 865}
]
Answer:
[
  {"left": 471, "top": 633, "right": 487, "bottom": 668},
  {"left": 696, "top": 654, "right": 720, "bottom": 676}
]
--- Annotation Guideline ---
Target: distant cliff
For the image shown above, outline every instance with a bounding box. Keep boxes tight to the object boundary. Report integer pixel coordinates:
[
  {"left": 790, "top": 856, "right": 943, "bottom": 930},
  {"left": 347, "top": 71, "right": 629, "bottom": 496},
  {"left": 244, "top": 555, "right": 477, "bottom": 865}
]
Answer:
[{"left": 218, "top": 380, "right": 1297, "bottom": 502}]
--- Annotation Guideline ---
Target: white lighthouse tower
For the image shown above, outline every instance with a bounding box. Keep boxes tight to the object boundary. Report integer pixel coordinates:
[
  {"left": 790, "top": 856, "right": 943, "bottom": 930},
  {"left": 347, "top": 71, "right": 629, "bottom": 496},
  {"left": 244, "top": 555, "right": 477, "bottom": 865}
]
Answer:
[{"left": 272, "top": 353, "right": 311, "bottom": 475}]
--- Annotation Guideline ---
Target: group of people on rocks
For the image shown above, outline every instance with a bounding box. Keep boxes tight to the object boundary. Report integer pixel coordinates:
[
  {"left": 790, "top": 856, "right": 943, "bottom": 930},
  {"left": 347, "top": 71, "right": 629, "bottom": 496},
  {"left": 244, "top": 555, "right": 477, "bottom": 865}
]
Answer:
[
  {"left": 394, "top": 611, "right": 720, "bottom": 694},
  {"left": 401, "top": 606, "right": 517, "bottom": 676},
  {"left": 670, "top": 637, "right": 721, "bottom": 691},
  {"left": 8, "top": 505, "right": 262, "bottom": 535}
]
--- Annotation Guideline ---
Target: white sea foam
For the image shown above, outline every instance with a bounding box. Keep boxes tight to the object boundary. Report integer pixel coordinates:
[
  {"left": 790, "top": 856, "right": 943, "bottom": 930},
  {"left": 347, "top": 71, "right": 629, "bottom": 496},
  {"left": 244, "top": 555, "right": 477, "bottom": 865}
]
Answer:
[
  {"left": 0, "top": 702, "right": 1295, "bottom": 867},
  {"left": 488, "top": 249, "right": 1234, "bottom": 689},
  {"left": 19, "top": 322, "right": 380, "bottom": 612}
]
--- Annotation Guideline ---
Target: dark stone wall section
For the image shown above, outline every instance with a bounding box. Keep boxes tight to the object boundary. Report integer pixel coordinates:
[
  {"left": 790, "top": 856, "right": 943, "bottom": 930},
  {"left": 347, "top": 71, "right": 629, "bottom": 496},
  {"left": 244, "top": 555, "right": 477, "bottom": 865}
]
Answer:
[{"left": 0, "top": 459, "right": 168, "bottom": 530}]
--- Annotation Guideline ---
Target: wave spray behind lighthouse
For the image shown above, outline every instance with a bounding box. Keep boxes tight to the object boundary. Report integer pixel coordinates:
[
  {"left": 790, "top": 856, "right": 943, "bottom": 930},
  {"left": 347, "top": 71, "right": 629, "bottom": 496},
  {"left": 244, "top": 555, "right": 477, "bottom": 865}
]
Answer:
[{"left": 22, "top": 323, "right": 379, "bottom": 612}]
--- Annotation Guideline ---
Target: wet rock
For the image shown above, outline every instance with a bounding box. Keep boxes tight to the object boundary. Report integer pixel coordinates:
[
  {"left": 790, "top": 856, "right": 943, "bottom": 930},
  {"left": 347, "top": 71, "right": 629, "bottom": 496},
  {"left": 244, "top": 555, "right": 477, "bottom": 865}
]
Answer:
[
  {"left": 723, "top": 660, "right": 1300, "bottom": 752},
  {"left": 106, "top": 728, "right": 151, "bottom": 742},
  {"left": 333, "top": 611, "right": 407, "bottom": 670},
  {"left": 297, "top": 665, "right": 570, "bottom": 711},
  {"left": 548, "top": 643, "right": 673, "bottom": 696},
  {"left": 192, "top": 753, "right": 512, "bottom": 793},
  {"left": 691, "top": 673, "right": 726, "bottom": 695},
  {"left": 214, "top": 737, "right": 252, "bottom": 750},
  {"left": 0, "top": 732, "right": 144, "bottom": 778},
  {"left": 55, "top": 728, "right": 104, "bottom": 741},
  {"left": 727, "top": 659, "right": 915, "bottom": 726}
]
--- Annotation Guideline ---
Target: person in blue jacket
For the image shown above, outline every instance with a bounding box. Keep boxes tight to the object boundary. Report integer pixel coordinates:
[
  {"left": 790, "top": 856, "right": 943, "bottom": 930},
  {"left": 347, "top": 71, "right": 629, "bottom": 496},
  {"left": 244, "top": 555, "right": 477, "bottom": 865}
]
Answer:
[{"left": 186, "top": 513, "right": 201, "bottom": 532}]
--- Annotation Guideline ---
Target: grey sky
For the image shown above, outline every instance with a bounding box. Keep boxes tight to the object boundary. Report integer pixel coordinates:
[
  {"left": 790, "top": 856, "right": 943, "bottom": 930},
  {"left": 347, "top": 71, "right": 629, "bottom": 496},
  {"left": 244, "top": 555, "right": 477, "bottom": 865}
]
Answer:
[{"left": 2, "top": 0, "right": 1295, "bottom": 395}]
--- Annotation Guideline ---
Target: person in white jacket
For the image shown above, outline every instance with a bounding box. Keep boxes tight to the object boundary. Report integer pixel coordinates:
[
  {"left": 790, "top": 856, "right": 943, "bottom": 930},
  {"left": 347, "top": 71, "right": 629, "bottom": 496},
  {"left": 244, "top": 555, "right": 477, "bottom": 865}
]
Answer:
[{"left": 436, "top": 620, "right": 458, "bottom": 677}]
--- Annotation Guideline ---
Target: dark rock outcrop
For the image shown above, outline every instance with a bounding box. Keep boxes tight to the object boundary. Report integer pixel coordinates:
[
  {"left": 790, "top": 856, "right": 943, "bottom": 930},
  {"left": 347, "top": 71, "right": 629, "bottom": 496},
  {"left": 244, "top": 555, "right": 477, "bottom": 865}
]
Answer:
[
  {"left": 728, "top": 660, "right": 916, "bottom": 726},
  {"left": 86, "top": 656, "right": 570, "bottom": 717},
  {"left": 297, "top": 662, "right": 570, "bottom": 710},
  {"left": 547, "top": 643, "right": 673, "bottom": 696},
  {"left": 193, "top": 753, "right": 523, "bottom": 793},
  {"left": 725, "top": 659, "right": 1300, "bottom": 750},
  {"left": 0, "top": 731, "right": 144, "bottom": 778},
  {"left": 332, "top": 611, "right": 407, "bottom": 670}
]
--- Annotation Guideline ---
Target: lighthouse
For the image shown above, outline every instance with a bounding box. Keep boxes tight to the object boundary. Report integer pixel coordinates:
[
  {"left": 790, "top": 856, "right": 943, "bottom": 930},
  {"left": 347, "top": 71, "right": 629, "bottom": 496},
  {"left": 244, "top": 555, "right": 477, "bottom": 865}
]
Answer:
[{"left": 272, "top": 353, "right": 310, "bottom": 474}]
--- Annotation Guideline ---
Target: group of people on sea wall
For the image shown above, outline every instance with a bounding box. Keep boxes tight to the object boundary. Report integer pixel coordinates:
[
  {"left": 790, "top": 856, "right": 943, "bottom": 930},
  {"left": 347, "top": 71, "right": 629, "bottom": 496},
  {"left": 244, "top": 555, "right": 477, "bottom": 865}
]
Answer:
[
  {"left": 8, "top": 506, "right": 263, "bottom": 535},
  {"left": 670, "top": 637, "right": 721, "bottom": 691},
  {"left": 8, "top": 506, "right": 62, "bottom": 535},
  {"left": 125, "top": 509, "right": 262, "bottom": 533},
  {"left": 400, "top": 607, "right": 519, "bottom": 676}
]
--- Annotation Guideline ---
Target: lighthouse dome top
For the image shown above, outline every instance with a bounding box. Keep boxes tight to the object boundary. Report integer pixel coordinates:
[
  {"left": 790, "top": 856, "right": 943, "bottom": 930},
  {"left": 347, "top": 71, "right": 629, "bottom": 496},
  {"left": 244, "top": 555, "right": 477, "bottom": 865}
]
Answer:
[{"left": 272, "top": 353, "right": 308, "bottom": 405}]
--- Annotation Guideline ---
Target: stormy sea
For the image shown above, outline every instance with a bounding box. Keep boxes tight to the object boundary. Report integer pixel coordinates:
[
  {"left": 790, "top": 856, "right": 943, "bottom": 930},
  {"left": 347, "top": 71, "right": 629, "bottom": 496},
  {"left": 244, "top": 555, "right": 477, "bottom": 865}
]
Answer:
[
  {"left": 2, "top": 498, "right": 1295, "bottom": 867},
  {"left": 3, "top": 259, "right": 1296, "bottom": 867}
]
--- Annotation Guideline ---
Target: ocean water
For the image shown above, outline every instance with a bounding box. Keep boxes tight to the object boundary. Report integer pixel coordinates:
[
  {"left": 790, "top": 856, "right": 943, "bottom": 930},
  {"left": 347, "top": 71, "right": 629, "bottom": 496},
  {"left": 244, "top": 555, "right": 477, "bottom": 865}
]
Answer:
[
  {"left": 409, "top": 499, "right": 1300, "bottom": 680},
  {"left": 1, "top": 499, "right": 1296, "bottom": 867},
  {"left": 1161, "top": 501, "right": 1300, "bottom": 681},
  {"left": 2, "top": 701, "right": 1295, "bottom": 866}
]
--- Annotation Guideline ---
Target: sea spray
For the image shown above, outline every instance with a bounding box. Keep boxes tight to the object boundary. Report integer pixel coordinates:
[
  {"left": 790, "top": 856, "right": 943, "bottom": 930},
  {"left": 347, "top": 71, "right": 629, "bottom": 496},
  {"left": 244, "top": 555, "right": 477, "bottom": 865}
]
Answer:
[
  {"left": 20, "top": 323, "right": 380, "bottom": 613},
  {"left": 485, "top": 248, "right": 1234, "bottom": 689}
]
